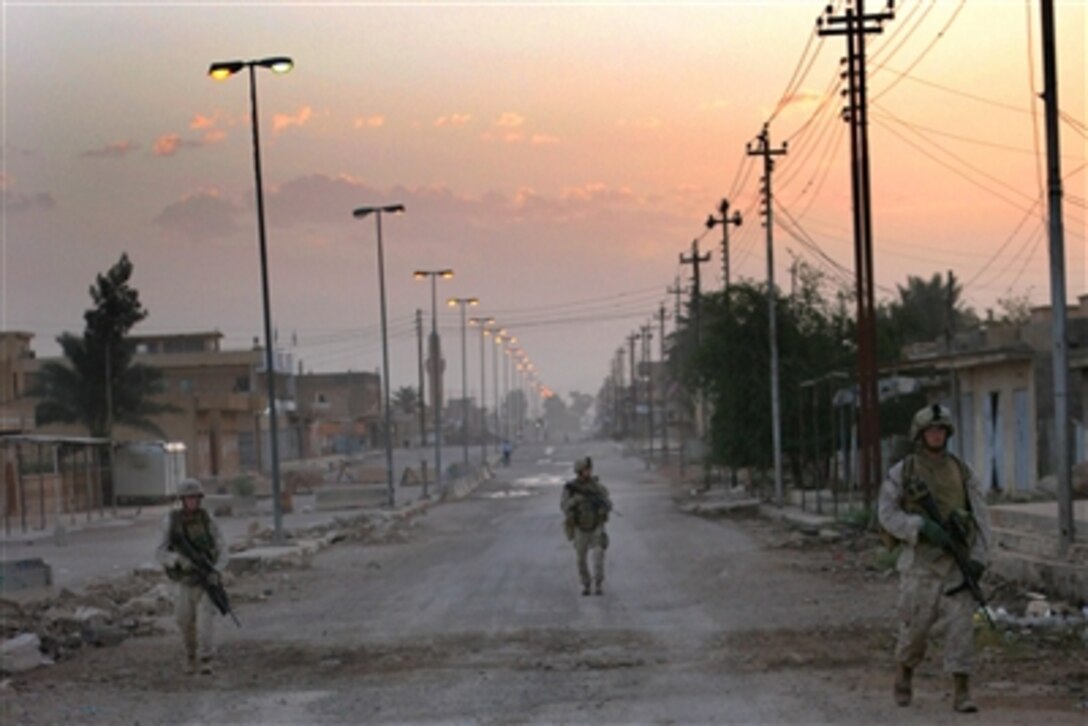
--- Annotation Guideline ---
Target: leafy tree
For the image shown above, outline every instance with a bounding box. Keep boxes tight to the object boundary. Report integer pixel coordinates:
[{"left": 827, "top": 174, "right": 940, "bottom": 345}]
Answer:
[
  {"left": 568, "top": 391, "right": 594, "bottom": 418},
  {"left": 31, "top": 254, "right": 176, "bottom": 438},
  {"left": 393, "top": 385, "right": 419, "bottom": 415},
  {"left": 994, "top": 288, "right": 1033, "bottom": 326},
  {"left": 882, "top": 272, "right": 978, "bottom": 358}
]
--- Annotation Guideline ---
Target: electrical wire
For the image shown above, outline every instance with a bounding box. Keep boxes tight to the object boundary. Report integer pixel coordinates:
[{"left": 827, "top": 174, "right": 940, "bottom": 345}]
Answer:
[{"left": 870, "top": 0, "right": 968, "bottom": 104}]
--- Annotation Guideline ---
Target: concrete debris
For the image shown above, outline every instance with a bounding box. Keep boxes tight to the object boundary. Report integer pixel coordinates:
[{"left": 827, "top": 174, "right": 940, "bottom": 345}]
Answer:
[{"left": 1, "top": 633, "right": 48, "bottom": 674}]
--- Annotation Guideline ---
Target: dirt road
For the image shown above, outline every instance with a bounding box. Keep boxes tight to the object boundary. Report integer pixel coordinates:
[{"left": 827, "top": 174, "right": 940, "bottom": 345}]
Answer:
[{"left": 4, "top": 442, "right": 1084, "bottom": 724}]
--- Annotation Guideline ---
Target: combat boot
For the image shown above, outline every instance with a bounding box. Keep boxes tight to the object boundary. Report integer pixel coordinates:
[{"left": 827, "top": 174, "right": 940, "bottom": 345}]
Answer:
[
  {"left": 893, "top": 664, "right": 912, "bottom": 706},
  {"left": 593, "top": 582, "right": 603, "bottom": 596},
  {"left": 581, "top": 583, "right": 591, "bottom": 596},
  {"left": 953, "top": 673, "right": 978, "bottom": 713},
  {"left": 199, "top": 657, "right": 214, "bottom": 676}
]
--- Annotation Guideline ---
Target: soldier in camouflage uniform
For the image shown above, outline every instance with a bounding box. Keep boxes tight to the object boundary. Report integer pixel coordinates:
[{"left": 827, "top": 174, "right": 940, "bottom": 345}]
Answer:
[
  {"left": 561, "top": 457, "right": 612, "bottom": 596},
  {"left": 878, "top": 404, "right": 992, "bottom": 713},
  {"left": 155, "top": 479, "right": 227, "bottom": 675}
]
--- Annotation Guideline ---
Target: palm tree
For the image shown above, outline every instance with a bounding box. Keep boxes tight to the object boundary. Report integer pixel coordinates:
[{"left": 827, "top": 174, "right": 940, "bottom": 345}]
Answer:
[
  {"left": 31, "top": 254, "right": 178, "bottom": 438},
  {"left": 393, "top": 386, "right": 419, "bottom": 416}
]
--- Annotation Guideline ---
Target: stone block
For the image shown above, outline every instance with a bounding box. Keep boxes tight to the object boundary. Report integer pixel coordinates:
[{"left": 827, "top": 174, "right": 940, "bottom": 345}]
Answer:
[{"left": 0, "top": 633, "right": 46, "bottom": 674}]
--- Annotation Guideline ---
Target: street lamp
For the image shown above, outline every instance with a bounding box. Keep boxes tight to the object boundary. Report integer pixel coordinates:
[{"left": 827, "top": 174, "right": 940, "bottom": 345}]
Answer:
[
  {"left": 414, "top": 269, "right": 453, "bottom": 494},
  {"left": 208, "top": 55, "right": 293, "bottom": 543},
  {"left": 469, "top": 316, "right": 495, "bottom": 466},
  {"left": 353, "top": 203, "right": 405, "bottom": 508},
  {"left": 447, "top": 297, "right": 479, "bottom": 469},
  {"left": 494, "top": 333, "right": 516, "bottom": 442}
]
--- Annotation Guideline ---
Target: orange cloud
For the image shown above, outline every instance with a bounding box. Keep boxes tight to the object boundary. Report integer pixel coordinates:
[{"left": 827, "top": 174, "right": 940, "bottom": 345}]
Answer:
[
  {"left": 433, "top": 113, "right": 473, "bottom": 127},
  {"left": 153, "top": 134, "right": 183, "bottom": 157},
  {"left": 189, "top": 113, "right": 218, "bottom": 130},
  {"left": 272, "top": 106, "right": 313, "bottom": 132},
  {"left": 531, "top": 133, "right": 560, "bottom": 145},
  {"left": 353, "top": 115, "right": 386, "bottom": 129},
  {"left": 496, "top": 112, "right": 526, "bottom": 128},
  {"left": 202, "top": 129, "right": 227, "bottom": 144}
]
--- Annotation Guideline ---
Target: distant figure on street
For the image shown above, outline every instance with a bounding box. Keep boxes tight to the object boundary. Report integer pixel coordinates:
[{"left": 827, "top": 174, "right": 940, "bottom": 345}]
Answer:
[
  {"left": 561, "top": 456, "right": 612, "bottom": 596},
  {"left": 501, "top": 439, "right": 513, "bottom": 467},
  {"left": 878, "top": 404, "right": 992, "bottom": 713},
  {"left": 155, "top": 479, "right": 227, "bottom": 675}
]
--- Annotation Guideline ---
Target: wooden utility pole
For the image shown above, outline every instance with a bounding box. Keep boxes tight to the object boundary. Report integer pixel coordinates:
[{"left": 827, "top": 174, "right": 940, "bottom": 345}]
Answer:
[
  {"left": 819, "top": 0, "right": 893, "bottom": 513},
  {"left": 1040, "top": 0, "right": 1074, "bottom": 550},
  {"left": 680, "top": 239, "right": 712, "bottom": 486},
  {"left": 627, "top": 332, "right": 639, "bottom": 442},
  {"left": 641, "top": 323, "right": 655, "bottom": 460},
  {"left": 706, "top": 198, "right": 742, "bottom": 293},
  {"left": 657, "top": 302, "right": 669, "bottom": 463},
  {"left": 747, "top": 123, "right": 787, "bottom": 506}
]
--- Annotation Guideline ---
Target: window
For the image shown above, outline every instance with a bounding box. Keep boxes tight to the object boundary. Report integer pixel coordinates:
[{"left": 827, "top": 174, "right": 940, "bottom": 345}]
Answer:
[{"left": 179, "top": 379, "right": 194, "bottom": 394}]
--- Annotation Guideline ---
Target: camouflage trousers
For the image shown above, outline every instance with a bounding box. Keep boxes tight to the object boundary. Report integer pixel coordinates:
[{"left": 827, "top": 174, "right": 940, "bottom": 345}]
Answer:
[
  {"left": 175, "top": 582, "right": 216, "bottom": 663},
  {"left": 572, "top": 527, "right": 607, "bottom": 588},
  {"left": 895, "top": 565, "right": 976, "bottom": 674}
]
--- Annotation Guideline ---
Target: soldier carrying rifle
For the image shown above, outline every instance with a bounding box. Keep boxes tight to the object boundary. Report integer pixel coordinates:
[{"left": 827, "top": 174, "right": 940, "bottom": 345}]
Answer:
[
  {"left": 878, "top": 404, "right": 993, "bottom": 713},
  {"left": 155, "top": 478, "right": 230, "bottom": 675},
  {"left": 561, "top": 457, "right": 612, "bottom": 596}
]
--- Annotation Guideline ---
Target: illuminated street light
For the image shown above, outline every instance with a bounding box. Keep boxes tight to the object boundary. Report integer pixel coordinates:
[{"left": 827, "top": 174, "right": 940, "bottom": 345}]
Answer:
[
  {"left": 208, "top": 55, "right": 293, "bottom": 542},
  {"left": 353, "top": 203, "right": 406, "bottom": 508},
  {"left": 414, "top": 269, "right": 454, "bottom": 494}
]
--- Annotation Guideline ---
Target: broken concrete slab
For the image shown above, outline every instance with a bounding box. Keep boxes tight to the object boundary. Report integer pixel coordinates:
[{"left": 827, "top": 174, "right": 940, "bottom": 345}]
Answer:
[
  {"left": 0, "top": 633, "right": 48, "bottom": 674},
  {"left": 226, "top": 546, "right": 312, "bottom": 575}
]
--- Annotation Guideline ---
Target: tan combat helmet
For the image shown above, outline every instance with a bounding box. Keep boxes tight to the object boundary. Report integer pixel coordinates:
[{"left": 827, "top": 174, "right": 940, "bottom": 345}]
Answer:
[
  {"left": 910, "top": 403, "right": 955, "bottom": 441},
  {"left": 574, "top": 456, "right": 593, "bottom": 474},
  {"left": 177, "top": 478, "right": 205, "bottom": 498}
]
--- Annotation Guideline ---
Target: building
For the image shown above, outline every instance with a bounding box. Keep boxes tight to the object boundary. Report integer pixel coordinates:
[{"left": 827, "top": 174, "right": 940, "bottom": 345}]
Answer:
[
  {"left": 901, "top": 295, "right": 1088, "bottom": 492},
  {"left": 296, "top": 370, "right": 382, "bottom": 455}
]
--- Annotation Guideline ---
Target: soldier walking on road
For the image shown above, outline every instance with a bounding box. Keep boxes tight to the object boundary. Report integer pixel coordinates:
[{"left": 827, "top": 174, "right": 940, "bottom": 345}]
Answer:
[
  {"left": 878, "top": 405, "right": 992, "bottom": 713},
  {"left": 561, "top": 457, "right": 612, "bottom": 596},
  {"left": 155, "top": 479, "right": 227, "bottom": 675}
]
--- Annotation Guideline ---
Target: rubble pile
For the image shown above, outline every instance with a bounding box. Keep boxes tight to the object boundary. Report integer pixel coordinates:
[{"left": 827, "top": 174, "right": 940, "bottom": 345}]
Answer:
[{"left": 0, "top": 568, "right": 172, "bottom": 673}]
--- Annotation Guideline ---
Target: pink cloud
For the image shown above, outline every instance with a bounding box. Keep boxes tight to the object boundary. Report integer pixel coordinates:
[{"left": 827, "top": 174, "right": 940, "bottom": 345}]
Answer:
[
  {"left": 152, "top": 189, "right": 241, "bottom": 239},
  {"left": 189, "top": 113, "right": 218, "bottom": 130},
  {"left": 433, "top": 113, "right": 472, "bottom": 127},
  {"left": 152, "top": 134, "right": 202, "bottom": 157},
  {"left": 531, "top": 133, "right": 560, "bottom": 145},
  {"left": 272, "top": 106, "right": 313, "bottom": 133},
  {"left": 495, "top": 112, "right": 525, "bottom": 128},
  {"left": 353, "top": 115, "right": 386, "bottom": 129},
  {"left": 80, "top": 140, "right": 139, "bottom": 159}
]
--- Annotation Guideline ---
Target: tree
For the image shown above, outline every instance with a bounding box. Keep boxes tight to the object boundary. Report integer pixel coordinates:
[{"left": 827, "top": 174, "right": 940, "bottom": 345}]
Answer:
[
  {"left": 568, "top": 391, "right": 594, "bottom": 419},
  {"left": 881, "top": 272, "right": 978, "bottom": 359},
  {"left": 393, "top": 386, "right": 419, "bottom": 415},
  {"left": 31, "top": 254, "right": 177, "bottom": 438}
]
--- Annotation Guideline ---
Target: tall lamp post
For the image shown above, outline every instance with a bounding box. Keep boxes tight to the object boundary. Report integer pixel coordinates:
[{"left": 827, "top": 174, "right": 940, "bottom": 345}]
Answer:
[
  {"left": 469, "top": 316, "right": 495, "bottom": 466},
  {"left": 447, "top": 297, "right": 479, "bottom": 469},
  {"left": 414, "top": 269, "right": 453, "bottom": 494},
  {"left": 353, "top": 203, "right": 405, "bottom": 508},
  {"left": 208, "top": 55, "right": 293, "bottom": 543}
]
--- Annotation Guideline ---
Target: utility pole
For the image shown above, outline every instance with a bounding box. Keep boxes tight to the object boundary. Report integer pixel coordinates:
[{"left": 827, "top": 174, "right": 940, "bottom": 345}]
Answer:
[
  {"left": 614, "top": 348, "right": 626, "bottom": 438},
  {"left": 680, "top": 239, "right": 711, "bottom": 486},
  {"left": 706, "top": 198, "right": 742, "bottom": 293},
  {"left": 1040, "top": 0, "right": 1074, "bottom": 550},
  {"left": 627, "top": 332, "right": 639, "bottom": 444},
  {"left": 641, "top": 323, "right": 655, "bottom": 461},
  {"left": 415, "top": 310, "right": 426, "bottom": 453},
  {"left": 819, "top": 0, "right": 893, "bottom": 514},
  {"left": 747, "top": 123, "right": 787, "bottom": 507},
  {"left": 657, "top": 302, "right": 669, "bottom": 463}
]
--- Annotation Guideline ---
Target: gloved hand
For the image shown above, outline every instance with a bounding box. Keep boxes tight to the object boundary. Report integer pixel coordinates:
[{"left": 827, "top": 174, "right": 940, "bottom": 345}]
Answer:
[
  {"left": 172, "top": 553, "right": 193, "bottom": 570},
  {"left": 965, "top": 559, "right": 986, "bottom": 581},
  {"left": 919, "top": 519, "right": 952, "bottom": 549}
]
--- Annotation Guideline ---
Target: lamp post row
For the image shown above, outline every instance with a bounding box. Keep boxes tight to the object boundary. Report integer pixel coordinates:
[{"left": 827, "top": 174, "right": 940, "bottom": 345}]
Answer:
[{"left": 210, "top": 55, "right": 548, "bottom": 520}]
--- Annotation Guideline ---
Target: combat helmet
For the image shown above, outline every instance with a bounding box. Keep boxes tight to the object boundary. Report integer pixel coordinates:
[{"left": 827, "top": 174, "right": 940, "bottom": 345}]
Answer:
[
  {"left": 910, "top": 403, "right": 955, "bottom": 441},
  {"left": 574, "top": 456, "right": 593, "bottom": 474},
  {"left": 177, "top": 478, "right": 205, "bottom": 498}
]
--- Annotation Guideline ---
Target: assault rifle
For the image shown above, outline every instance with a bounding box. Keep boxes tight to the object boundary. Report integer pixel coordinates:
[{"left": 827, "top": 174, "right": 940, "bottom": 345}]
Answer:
[
  {"left": 171, "top": 529, "right": 241, "bottom": 628},
  {"left": 904, "top": 477, "right": 994, "bottom": 629}
]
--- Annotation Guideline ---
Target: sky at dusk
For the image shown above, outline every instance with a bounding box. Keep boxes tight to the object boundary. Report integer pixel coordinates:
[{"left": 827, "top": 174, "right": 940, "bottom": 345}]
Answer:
[{"left": 2, "top": 0, "right": 1085, "bottom": 404}]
